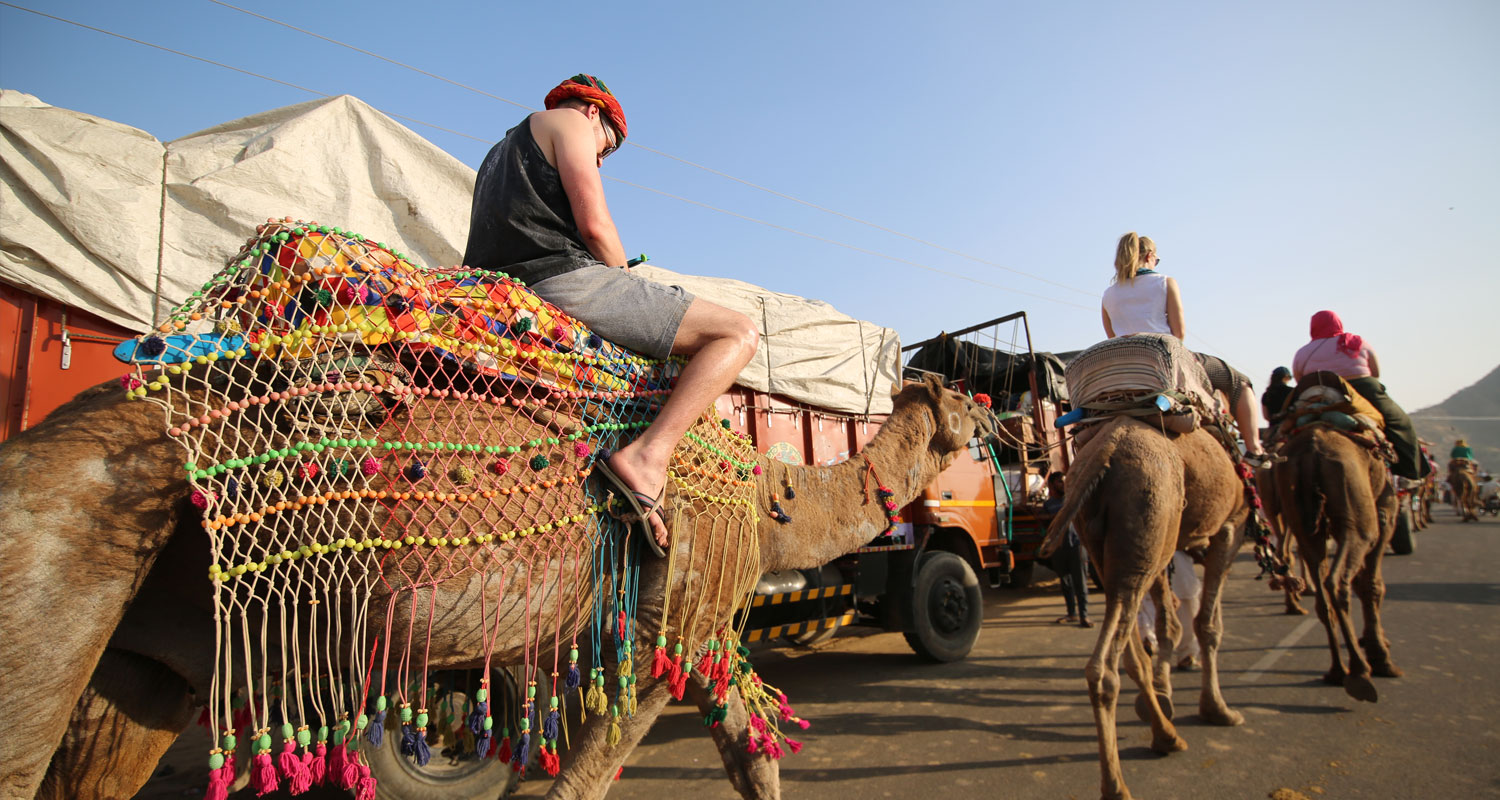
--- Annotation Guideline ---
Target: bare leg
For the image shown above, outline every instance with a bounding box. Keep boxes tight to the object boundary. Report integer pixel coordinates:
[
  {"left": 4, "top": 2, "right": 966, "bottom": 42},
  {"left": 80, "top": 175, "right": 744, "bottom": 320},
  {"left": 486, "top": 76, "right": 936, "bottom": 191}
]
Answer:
[
  {"left": 1233, "top": 388, "right": 1266, "bottom": 456},
  {"left": 606, "top": 299, "right": 758, "bottom": 546}
]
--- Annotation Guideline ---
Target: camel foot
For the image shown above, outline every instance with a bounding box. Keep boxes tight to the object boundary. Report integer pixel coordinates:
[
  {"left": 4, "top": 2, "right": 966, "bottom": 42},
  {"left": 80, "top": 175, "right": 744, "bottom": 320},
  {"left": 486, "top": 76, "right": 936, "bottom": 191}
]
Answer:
[
  {"left": 1344, "top": 673, "right": 1379, "bottom": 703},
  {"left": 1322, "top": 669, "right": 1345, "bottom": 686},
  {"left": 1200, "top": 705, "right": 1245, "bottom": 727},
  {"left": 1150, "top": 730, "right": 1189, "bottom": 755},
  {"left": 1284, "top": 603, "right": 1308, "bottom": 616},
  {"left": 1370, "top": 661, "right": 1404, "bottom": 679},
  {"left": 1134, "top": 691, "right": 1174, "bottom": 723},
  {"left": 1101, "top": 789, "right": 1136, "bottom": 800}
]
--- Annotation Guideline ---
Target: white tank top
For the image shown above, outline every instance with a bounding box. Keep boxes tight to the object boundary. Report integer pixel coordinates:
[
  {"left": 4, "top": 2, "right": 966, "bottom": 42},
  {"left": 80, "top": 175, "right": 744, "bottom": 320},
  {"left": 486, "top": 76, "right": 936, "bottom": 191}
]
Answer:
[{"left": 1102, "top": 273, "right": 1171, "bottom": 335}]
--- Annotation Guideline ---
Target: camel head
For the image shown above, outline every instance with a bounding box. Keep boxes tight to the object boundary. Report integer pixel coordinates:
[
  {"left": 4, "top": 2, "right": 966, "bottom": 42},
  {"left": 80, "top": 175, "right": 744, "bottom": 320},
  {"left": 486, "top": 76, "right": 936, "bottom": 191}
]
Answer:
[{"left": 892, "top": 373, "right": 999, "bottom": 465}]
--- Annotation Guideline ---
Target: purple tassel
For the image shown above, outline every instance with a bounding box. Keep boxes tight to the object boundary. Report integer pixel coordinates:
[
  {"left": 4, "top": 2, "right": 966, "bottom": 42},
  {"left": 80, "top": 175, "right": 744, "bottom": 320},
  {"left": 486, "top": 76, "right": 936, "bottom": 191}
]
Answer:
[
  {"left": 564, "top": 665, "right": 581, "bottom": 690},
  {"left": 467, "top": 701, "right": 489, "bottom": 736},
  {"left": 511, "top": 731, "right": 530, "bottom": 769},
  {"left": 413, "top": 730, "right": 431, "bottom": 767},
  {"left": 366, "top": 711, "right": 385, "bottom": 748},
  {"left": 542, "top": 709, "right": 560, "bottom": 742},
  {"left": 398, "top": 724, "right": 417, "bottom": 757},
  {"left": 476, "top": 730, "right": 492, "bottom": 759}
]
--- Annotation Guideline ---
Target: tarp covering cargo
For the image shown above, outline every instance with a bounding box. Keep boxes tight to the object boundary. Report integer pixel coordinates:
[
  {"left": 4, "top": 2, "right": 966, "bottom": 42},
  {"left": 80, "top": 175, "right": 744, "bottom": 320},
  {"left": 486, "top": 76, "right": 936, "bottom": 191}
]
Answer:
[
  {"left": 0, "top": 90, "right": 898, "bottom": 415},
  {"left": 904, "top": 337, "right": 1069, "bottom": 405}
]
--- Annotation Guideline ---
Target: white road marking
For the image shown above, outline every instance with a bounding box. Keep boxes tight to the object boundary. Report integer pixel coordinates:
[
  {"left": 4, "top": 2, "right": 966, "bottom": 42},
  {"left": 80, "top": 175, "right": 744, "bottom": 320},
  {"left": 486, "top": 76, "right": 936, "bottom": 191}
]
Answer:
[{"left": 1241, "top": 616, "right": 1321, "bottom": 683}]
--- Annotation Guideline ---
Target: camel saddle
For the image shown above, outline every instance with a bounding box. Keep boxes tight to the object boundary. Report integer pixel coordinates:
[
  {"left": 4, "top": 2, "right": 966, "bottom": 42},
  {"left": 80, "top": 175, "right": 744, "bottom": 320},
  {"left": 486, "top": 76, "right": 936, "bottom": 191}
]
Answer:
[
  {"left": 1273, "top": 370, "right": 1390, "bottom": 455},
  {"left": 1062, "top": 333, "right": 1222, "bottom": 448}
]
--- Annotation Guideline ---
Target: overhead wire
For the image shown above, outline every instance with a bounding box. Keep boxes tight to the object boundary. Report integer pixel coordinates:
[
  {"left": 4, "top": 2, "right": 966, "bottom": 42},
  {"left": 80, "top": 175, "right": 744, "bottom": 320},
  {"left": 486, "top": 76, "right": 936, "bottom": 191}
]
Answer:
[
  {"left": 205, "top": 0, "right": 1098, "bottom": 302},
  {"left": 0, "top": 0, "right": 1098, "bottom": 314},
  {"left": 1, "top": 2, "right": 1239, "bottom": 359}
]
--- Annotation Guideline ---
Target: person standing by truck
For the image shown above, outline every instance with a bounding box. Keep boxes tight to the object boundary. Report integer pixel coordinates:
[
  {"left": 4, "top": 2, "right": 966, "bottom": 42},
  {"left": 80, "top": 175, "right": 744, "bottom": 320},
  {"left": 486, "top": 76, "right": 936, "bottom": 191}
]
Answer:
[
  {"left": 463, "top": 74, "right": 760, "bottom": 553},
  {"left": 1043, "top": 472, "right": 1091, "bottom": 628}
]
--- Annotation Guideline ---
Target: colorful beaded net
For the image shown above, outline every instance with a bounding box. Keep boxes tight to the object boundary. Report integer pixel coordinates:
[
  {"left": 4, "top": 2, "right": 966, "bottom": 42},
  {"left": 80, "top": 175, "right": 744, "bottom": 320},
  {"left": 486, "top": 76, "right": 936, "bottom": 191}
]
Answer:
[{"left": 118, "top": 219, "right": 808, "bottom": 799}]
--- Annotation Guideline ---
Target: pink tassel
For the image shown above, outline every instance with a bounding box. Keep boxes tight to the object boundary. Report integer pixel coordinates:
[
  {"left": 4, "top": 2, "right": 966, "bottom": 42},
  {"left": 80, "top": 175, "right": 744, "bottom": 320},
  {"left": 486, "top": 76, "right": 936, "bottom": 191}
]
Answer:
[
  {"left": 306, "top": 742, "right": 327, "bottom": 785},
  {"left": 745, "top": 736, "right": 759, "bottom": 755},
  {"left": 340, "top": 752, "right": 361, "bottom": 790},
  {"left": 249, "top": 752, "right": 279, "bottom": 795},
  {"left": 324, "top": 743, "right": 346, "bottom": 786},
  {"left": 203, "top": 763, "right": 231, "bottom": 800},
  {"left": 355, "top": 762, "right": 378, "bottom": 800},
  {"left": 786, "top": 738, "right": 803, "bottom": 754},
  {"left": 280, "top": 741, "right": 312, "bottom": 794}
]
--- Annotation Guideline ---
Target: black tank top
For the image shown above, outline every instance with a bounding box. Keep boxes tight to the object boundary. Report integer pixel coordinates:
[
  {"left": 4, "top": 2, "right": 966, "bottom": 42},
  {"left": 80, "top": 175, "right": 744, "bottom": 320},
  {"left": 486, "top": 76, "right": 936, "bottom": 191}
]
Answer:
[{"left": 463, "top": 115, "right": 596, "bottom": 283}]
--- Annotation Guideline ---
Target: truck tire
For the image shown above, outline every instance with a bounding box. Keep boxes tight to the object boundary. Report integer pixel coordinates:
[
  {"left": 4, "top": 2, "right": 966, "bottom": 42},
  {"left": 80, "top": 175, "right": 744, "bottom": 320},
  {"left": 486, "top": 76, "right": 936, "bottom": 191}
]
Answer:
[
  {"left": 903, "top": 552, "right": 983, "bottom": 662},
  {"left": 368, "top": 666, "right": 530, "bottom": 800},
  {"left": 1390, "top": 504, "right": 1415, "bottom": 556}
]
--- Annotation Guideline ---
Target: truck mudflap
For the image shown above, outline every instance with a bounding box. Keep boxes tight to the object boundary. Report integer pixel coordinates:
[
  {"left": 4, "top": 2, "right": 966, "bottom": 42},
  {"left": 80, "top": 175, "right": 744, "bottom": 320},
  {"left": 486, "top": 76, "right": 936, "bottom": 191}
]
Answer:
[{"left": 744, "top": 609, "right": 858, "bottom": 644}]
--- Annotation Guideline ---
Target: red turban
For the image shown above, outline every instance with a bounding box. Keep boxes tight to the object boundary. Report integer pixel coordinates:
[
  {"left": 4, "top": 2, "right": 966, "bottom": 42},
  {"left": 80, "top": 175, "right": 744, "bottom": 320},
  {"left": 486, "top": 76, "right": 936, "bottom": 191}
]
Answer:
[
  {"left": 1309, "top": 310, "right": 1364, "bottom": 357},
  {"left": 544, "top": 74, "right": 627, "bottom": 141}
]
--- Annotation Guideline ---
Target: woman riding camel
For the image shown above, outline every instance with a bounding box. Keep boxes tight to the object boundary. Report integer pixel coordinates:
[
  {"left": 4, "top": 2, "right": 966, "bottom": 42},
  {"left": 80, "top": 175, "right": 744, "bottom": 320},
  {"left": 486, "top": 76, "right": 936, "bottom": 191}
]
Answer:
[
  {"left": 1451, "top": 438, "right": 1476, "bottom": 463},
  {"left": 1291, "top": 310, "right": 1429, "bottom": 480},
  {"left": 1100, "top": 232, "right": 1273, "bottom": 467}
]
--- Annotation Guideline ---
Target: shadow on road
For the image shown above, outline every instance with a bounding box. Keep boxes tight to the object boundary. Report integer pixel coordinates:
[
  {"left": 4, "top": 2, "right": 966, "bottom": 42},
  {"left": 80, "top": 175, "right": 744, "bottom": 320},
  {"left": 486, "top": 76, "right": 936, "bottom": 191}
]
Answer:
[{"left": 1383, "top": 582, "right": 1500, "bottom": 605}]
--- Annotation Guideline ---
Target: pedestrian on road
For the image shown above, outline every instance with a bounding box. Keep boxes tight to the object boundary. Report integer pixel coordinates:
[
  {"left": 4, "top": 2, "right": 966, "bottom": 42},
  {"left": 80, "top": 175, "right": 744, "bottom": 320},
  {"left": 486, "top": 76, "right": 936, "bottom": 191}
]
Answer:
[
  {"left": 1043, "top": 472, "right": 1091, "bottom": 628},
  {"left": 1137, "top": 551, "right": 1203, "bottom": 669}
]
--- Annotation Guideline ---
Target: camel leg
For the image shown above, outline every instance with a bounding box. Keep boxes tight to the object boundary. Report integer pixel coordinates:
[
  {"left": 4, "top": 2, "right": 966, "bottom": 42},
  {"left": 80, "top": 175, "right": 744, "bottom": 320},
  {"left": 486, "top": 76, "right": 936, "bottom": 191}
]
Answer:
[
  {"left": 1133, "top": 572, "right": 1177, "bottom": 723},
  {"left": 1195, "top": 523, "right": 1244, "bottom": 726},
  {"left": 545, "top": 676, "right": 674, "bottom": 800},
  {"left": 1324, "top": 536, "right": 1379, "bottom": 703},
  {"left": 37, "top": 649, "right": 195, "bottom": 800},
  {"left": 1356, "top": 481, "right": 1402, "bottom": 679},
  {"left": 1087, "top": 575, "right": 1153, "bottom": 800},
  {"left": 1122, "top": 618, "right": 1185, "bottom": 755},
  {"left": 684, "top": 671, "right": 780, "bottom": 800}
]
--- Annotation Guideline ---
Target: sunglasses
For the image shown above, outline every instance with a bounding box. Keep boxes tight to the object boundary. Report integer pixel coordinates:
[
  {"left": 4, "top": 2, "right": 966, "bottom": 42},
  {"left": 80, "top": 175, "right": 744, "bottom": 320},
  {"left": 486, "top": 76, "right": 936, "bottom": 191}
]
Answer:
[{"left": 599, "top": 121, "right": 620, "bottom": 160}]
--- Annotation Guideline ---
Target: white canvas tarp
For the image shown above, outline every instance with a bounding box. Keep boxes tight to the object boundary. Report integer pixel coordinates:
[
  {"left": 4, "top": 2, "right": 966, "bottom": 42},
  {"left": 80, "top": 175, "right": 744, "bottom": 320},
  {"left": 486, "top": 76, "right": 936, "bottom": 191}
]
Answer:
[{"left": 0, "top": 90, "right": 898, "bottom": 414}]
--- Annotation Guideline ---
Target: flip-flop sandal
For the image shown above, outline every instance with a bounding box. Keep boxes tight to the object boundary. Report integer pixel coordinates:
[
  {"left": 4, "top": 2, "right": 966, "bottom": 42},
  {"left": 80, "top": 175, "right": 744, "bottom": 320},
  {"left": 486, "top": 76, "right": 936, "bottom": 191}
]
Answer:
[{"left": 595, "top": 460, "right": 668, "bottom": 558}]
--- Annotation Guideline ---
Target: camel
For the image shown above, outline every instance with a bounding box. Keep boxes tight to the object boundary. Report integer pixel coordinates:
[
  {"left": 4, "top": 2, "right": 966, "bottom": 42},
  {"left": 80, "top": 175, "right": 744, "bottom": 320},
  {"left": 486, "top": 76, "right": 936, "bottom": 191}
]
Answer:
[
  {"left": 0, "top": 365, "right": 994, "bottom": 800},
  {"left": 1257, "top": 469, "right": 1312, "bottom": 616},
  {"left": 1271, "top": 423, "right": 1403, "bottom": 702},
  {"left": 1044, "top": 415, "right": 1250, "bottom": 800},
  {"left": 1448, "top": 460, "right": 1480, "bottom": 522}
]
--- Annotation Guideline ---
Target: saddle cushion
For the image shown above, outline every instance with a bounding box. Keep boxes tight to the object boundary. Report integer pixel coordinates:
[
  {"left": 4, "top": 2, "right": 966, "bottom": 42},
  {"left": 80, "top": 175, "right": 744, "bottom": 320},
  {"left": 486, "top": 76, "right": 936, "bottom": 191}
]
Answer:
[{"left": 1065, "top": 333, "right": 1217, "bottom": 414}]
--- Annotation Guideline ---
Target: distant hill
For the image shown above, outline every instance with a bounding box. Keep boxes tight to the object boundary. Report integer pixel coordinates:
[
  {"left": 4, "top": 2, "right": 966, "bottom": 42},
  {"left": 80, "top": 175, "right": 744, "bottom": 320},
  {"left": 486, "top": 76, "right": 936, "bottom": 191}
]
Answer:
[{"left": 1411, "top": 364, "right": 1500, "bottom": 472}]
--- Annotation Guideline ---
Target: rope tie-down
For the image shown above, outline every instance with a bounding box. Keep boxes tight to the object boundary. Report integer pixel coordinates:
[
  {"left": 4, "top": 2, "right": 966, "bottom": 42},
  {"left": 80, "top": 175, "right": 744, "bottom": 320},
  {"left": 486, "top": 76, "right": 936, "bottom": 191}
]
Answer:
[{"left": 117, "top": 218, "right": 809, "bottom": 798}]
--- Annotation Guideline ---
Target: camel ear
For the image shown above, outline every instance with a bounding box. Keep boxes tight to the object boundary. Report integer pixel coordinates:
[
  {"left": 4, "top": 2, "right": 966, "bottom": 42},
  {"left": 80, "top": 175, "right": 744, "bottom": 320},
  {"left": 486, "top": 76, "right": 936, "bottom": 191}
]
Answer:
[{"left": 922, "top": 372, "right": 946, "bottom": 401}]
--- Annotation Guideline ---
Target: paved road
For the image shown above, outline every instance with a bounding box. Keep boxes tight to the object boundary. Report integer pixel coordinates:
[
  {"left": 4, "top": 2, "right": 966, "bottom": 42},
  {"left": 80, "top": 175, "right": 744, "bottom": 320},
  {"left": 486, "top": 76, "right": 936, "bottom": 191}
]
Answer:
[
  {"left": 136, "top": 509, "right": 1497, "bottom": 799},
  {"left": 516, "top": 508, "right": 1500, "bottom": 800}
]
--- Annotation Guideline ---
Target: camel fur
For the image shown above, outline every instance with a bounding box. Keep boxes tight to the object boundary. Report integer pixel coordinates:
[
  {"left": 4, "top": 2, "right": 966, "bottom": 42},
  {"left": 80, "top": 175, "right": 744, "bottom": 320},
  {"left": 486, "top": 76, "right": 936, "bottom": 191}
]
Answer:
[
  {"left": 1042, "top": 416, "right": 1249, "bottom": 800},
  {"left": 0, "top": 373, "right": 993, "bottom": 800},
  {"left": 1271, "top": 426, "right": 1403, "bottom": 702}
]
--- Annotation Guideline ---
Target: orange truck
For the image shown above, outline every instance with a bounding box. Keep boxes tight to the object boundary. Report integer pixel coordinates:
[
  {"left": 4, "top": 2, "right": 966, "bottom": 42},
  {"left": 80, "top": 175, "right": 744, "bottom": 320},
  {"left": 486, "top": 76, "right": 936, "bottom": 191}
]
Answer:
[{"left": 734, "top": 312, "right": 1074, "bottom": 661}]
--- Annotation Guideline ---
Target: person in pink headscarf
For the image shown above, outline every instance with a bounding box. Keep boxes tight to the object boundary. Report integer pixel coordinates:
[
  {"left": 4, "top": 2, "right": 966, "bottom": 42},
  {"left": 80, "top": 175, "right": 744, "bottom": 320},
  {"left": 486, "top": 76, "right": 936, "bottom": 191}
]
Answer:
[{"left": 1292, "top": 310, "right": 1428, "bottom": 480}]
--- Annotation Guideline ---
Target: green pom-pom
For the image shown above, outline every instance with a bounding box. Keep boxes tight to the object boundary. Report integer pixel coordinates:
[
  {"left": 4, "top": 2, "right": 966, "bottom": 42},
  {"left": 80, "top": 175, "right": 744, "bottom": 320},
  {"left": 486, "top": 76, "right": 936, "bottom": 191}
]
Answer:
[
  {"left": 256, "top": 733, "right": 271, "bottom": 751},
  {"left": 721, "top": 419, "right": 732, "bottom": 428},
  {"left": 475, "top": 688, "right": 488, "bottom": 702},
  {"left": 296, "top": 728, "right": 311, "bottom": 747},
  {"left": 220, "top": 733, "right": 237, "bottom": 751},
  {"left": 529, "top": 454, "right": 550, "bottom": 471},
  {"left": 376, "top": 695, "right": 388, "bottom": 711},
  {"left": 673, "top": 642, "right": 684, "bottom": 655},
  {"left": 655, "top": 634, "right": 667, "bottom": 647},
  {"left": 317, "top": 726, "right": 329, "bottom": 742},
  {"left": 526, "top": 685, "right": 537, "bottom": 699},
  {"left": 483, "top": 716, "right": 493, "bottom": 730},
  {"left": 514, "top": 317, "right": 533, "bottom": 333},
  {"left": 209, "top": 752, "right": 225, "bottom": 770},
  {"left": 549, "top": 696, "right": 559, "bottom": 709},
  {"left": 356, "top": 713, "right": 369, "bottom": 730},
  {"left": 280, "top": 723, "right": 294, "bottom": 740},
  {"left": 400, "top": 707, "right": 413, "bottom": 723},
  {"left": 415, "top": 712, "right": 429, "bottom": 729}
]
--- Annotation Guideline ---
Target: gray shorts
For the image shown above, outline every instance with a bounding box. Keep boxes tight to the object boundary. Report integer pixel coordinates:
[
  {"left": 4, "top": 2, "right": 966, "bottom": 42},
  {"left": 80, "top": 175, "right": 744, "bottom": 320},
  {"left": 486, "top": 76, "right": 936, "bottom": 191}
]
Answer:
[{"left": 530, "top": 265, "right": 695, "bottom": 359}]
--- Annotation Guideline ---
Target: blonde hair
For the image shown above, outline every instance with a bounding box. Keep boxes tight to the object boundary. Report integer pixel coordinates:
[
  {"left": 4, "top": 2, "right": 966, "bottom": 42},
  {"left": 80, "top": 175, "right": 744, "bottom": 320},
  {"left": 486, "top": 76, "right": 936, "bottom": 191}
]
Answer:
[{"left": 1113, "top": 232, "right": 1157, "bottom": 284}]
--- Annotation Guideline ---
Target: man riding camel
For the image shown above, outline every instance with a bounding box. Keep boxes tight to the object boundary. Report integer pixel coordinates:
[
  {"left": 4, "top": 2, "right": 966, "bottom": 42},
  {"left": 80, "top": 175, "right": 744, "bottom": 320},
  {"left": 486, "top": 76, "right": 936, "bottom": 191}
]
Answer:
[{"left": 463, "top": 75, "right": 759, "bottom": 554}]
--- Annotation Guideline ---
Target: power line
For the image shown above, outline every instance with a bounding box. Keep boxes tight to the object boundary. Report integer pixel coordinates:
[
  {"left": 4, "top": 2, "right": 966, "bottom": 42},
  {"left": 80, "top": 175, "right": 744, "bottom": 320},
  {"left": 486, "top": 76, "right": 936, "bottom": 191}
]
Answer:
[
  {"left": 205, "top": 0, "right": 1098, "bottom": 301},
  {"left": 0, "top": 0, "right": 1100, "bottom": 314}
]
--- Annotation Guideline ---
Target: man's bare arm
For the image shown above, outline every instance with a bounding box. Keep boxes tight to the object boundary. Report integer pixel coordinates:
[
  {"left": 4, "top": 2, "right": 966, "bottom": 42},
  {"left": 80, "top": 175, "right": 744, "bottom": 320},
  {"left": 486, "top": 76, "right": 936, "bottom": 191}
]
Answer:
[{"left": 535, "top": 108, "right": 627, "bottom": 267}]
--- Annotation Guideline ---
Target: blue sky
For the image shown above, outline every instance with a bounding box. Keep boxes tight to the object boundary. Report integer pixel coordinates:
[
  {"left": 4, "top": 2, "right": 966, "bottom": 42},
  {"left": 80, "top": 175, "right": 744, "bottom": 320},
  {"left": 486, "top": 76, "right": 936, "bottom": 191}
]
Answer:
[{"left": 2, "top": 0, "right": 1496, "bottom": 409}]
